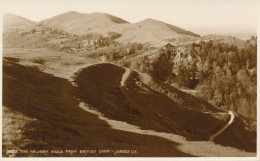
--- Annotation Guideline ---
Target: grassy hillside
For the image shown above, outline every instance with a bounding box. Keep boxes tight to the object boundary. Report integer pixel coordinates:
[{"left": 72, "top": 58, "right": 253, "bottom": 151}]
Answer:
[
  {"left": 108, "top": 18, "right": 199, "bottom": 46},
  {"left": 3, "top": 57, "right": 196, "bottom": 157},
  {"left": 73, "top": 63, "right": 255, "bottom": 152},
  {"left": 39, "top": 11, "right": 129, "bottom": 35},
  {"left": 3, "top": 13, "right": 36, "bottom": 31},
  {"left": 167, "top": 35, "right": 246, "bottom": 47},
  {"left": 38, "top": 11, "right": 199, "bottom": 46},
  {"left": 202, "top": 35, "right": 245, "bottom": 48}
]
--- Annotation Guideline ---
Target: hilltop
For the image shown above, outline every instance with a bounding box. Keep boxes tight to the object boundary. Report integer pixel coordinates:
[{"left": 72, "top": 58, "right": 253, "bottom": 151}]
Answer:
[
  {"left": 3, "top": 13, "right": 36, "bottom": 31},
  {"left": 39, "top": 11, "right": 129, "bottom": 35},
  {"left": 167, "top": 35, "right": 245, "bottom": 48},
  {"left": 3, "top": 12, "right": 249, "bottom": 48},
  {"left": 4, "top": 11, "right": 247, "bottom": 48},
  {"left": 38, "top": 11, "right": 199, "bottom": 46},
  {"left": 107, "top": 18, "right": 199, "bottom": 46},
  {"left": 202, "top": 35, "right": 246, "bottom": 48}
]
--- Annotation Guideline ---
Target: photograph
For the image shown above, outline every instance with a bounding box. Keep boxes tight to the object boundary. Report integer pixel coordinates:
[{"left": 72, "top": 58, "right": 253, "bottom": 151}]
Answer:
[{"left": 1, "top": 0, "right": 258, "bottom": 160}]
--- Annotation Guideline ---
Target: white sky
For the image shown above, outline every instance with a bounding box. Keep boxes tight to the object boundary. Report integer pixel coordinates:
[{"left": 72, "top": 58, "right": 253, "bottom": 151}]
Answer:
[{"left": 0, "top": 0, "right": 258, "bottom": 35}]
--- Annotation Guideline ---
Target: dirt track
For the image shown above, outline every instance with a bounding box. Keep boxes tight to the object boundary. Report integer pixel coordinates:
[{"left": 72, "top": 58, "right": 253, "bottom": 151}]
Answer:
[{"left": 209, "top": 111, "right": 235, "bottom": 141}]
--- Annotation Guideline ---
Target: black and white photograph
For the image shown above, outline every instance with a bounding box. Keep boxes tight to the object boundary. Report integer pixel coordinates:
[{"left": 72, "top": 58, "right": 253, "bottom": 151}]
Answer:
[{"left": 1, "top": 0, "right": 259, "bottom": 160}]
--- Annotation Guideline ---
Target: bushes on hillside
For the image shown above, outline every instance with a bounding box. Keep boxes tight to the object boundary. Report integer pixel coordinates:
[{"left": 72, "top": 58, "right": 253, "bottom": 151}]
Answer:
[
  {"left": 126, "top": 46, "right": 175, "bottom": 81},
  {"left": 150, "top": 51, "right": 173, "bottom": 81},
  {"left": 190, "top": 37, "right": 257, "bottom": 122},
  {"left": 87, "top": 42, "right": 144, "bottom": 62}
]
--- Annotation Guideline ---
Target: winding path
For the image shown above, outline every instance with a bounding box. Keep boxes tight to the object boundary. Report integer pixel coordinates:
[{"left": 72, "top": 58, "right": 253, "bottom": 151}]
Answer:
[
  {"left": 120, "top": 68, "right": 131, "bottom": 86},
  {"left": 209, "top": 111, "right": 235, "bottom": 141},
  {"left": 117, "top": 67, "right": 236, "bottom": 146}
]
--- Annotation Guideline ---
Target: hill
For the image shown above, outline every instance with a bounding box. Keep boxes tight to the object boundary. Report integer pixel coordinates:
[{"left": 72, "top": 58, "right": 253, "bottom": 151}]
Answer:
[
  {"left": 107, "top": 18, "right": 199, "bottom": 46},
  {"left": 4, "top": 12, "right": 247, "bottom": 48},
  {"left": 74, "top": 63, "right": 256, "bottom": 152},
  {"left": 3, "top": 13, "right": 36, "bottom": 31},
  {"left": 167, "top": 35, "right": 245, "bottom": 47},
  {"left": 39, "top": 11, "right": 129, "bottom": 35},
  {"left": 202, "top": 35, "right": 246, "bottom": 48},
  {"left": 3, "top": 57, "right": 195, "bottom": 157},
  {"left": 39, "top": 11, "right": 199, "bottom": 46}
]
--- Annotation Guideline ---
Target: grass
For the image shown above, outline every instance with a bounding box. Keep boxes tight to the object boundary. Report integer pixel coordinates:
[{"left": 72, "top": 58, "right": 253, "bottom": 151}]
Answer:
[
  {"left": 74, "top": 63, "right": 256, "bottom": 152},
  {"left": 3, "top": 58, "right": 195, "bottom": 157},
  {"left": 3, "top": 48, "right": 97, "bottom": 80},
  {"left": 2, "top": 106, "right": 36, "bottom": 155}
]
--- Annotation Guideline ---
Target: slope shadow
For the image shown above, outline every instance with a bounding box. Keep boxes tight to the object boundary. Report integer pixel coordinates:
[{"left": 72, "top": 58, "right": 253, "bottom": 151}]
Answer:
[{"left": 2, "top": 57, "right": 194, "bottom": 157}]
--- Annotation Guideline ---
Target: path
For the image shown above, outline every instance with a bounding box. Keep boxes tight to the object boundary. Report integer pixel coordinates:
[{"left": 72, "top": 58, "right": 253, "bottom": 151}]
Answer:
[
  {"left": 120, "top": 68, "right": 131, "bottom": 87},
  {"left": 209, "top": 111, "right": 235, "bottom": 141},
  {"left": 180, "top": 89, "right": 235, "bottom": 142},
  {"left": 180, "top": 89, "right": 199, "bottom": 96}
]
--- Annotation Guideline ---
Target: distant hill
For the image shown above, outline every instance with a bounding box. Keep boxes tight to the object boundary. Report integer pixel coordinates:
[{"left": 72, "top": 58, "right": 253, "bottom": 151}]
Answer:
[
  {"left": 202, "top": 35, "right": 245, "bottom": 48},
  {"left": 106, "top": 18, "right": 200, "bottom": 46},
  {"left": 3, "top": 13, "right": 36, "bottom": 31},
  {"left": 5, "top": 12, "right": 246, "bottom": 48},
  {"left": 39, "top": 11, "right": 129, "bottom": 35},
  {"left": 39, "top": 11, "right": 200, "bottom": 46},
  {"left": 168, "top": 35, "right": 245, "bottom": 48}
]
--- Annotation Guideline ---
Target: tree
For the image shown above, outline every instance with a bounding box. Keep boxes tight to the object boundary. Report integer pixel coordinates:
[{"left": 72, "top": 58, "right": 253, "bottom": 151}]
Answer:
[
  {"left": 128, "top": 45, "right": 135, "bottom": 55},
  {"left": 186, "top": 39, "right": 256, "bottom": 123},
  {"left": 176, "top": 67, "right": 191, "bottom": 87},
  {"left": 150, "top": 51, "right": 173, "bottom": 81},
  {"left": 213, "top": 89, "right": 223, "bottom": 106},
  {"left": 189, "top": 60, "right": 197, "bottom": 79},
  {"left": 140, "top": 56, "right": 150, "bottom": 73},
  {"left": 198, "top": 83, "right": 213, "bottom": 100}
]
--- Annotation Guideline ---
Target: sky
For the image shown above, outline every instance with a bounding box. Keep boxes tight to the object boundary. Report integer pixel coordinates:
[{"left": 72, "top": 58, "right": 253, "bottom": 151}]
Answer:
[{"left": 0, "top": 0, "right": 258, "bottom": 35}]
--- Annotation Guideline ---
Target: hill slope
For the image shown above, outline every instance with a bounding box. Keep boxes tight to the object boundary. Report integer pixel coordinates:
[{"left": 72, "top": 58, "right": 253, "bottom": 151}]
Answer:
[
  {"left": 3, "top": 57, "right": 196, "bottom": 157},
  {"left": 167, "top": 34, "right": 245, "bottom": 47},
  {"left": 74, "top": 63, "right": 256, "bottom": 152},
  {"left": 39, "top": 11, "right": 199, "bottom": 46},
  {"left": 202, "top": 35, "right": 246, "bottom": 48},
  {"left": 39, "top": 11, "right": 129, "bottom": 35},
  {"left": 3, "top": 13, "right": 36, "bottom": 31},
  {"left": 107, "top": 18, "right": 199, "bottom": 46}
]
